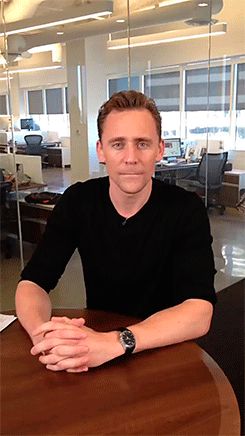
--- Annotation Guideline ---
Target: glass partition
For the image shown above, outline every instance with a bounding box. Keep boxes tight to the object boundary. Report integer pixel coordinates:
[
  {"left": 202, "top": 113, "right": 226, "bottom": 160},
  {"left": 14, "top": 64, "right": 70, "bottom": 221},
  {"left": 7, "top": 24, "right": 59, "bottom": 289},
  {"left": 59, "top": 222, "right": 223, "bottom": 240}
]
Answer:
[{"left": 1, "top": 0, "right": 245, "bottom": 312}]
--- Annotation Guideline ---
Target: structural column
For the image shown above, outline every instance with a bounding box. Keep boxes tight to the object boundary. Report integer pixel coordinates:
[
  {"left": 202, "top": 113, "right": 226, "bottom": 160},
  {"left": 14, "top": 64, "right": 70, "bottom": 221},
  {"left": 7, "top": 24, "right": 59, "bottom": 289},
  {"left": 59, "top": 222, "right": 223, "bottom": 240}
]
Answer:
[{"left": 66, "top": 38, "right": 89, "bottom": 182}]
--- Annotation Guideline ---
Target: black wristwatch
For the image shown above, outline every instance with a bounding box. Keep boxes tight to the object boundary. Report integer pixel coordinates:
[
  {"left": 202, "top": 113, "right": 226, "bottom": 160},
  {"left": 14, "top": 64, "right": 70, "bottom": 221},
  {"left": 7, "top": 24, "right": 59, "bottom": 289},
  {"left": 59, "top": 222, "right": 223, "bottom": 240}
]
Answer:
[{"left": 118, "top": 327, "right": 136, "bottom": 355}]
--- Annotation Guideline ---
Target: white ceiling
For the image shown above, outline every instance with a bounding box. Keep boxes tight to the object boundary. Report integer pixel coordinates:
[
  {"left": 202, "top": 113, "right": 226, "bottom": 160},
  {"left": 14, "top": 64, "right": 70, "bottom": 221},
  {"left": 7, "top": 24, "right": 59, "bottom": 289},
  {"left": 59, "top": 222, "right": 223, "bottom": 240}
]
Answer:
[{"left": 0, "top": 0, "right": 225, "bottom": 51}]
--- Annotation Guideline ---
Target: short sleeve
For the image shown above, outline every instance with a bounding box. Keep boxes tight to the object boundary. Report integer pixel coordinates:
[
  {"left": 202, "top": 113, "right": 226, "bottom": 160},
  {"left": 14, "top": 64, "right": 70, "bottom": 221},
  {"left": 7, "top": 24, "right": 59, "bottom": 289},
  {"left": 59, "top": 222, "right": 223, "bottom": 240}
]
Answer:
[
  {"left": 20, "top": 183, "right": 81, "bottom": 292},
  {"left": 171, "top": 192, "right": 217, "bottom": 306}
]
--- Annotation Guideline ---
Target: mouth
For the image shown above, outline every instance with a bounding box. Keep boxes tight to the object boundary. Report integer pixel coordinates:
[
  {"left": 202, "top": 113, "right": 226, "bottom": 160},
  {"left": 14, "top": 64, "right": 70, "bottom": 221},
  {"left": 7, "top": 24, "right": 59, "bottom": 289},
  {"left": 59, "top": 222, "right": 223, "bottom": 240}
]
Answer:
[{"left": 119, "top": 173, "right": 143, "bottom": 176}]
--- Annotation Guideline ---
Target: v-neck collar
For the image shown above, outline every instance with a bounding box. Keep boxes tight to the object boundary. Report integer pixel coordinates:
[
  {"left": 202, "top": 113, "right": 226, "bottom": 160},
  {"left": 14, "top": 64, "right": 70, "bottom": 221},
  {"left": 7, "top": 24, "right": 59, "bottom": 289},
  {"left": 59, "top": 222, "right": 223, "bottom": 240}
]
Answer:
[{"left": 104, "top": 177, "right": 156, "bottom": 224}]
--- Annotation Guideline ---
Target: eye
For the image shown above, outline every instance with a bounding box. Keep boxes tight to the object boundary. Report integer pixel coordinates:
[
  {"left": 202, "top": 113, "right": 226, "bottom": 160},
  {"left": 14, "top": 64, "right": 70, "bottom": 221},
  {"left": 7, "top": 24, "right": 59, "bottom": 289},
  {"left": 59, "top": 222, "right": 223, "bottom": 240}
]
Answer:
[
  {"left": 138, "top": 142, "right": 149, "bottom": 149},
  {"left": 112, "top": 142, "right": 124, "bottom": 150}
]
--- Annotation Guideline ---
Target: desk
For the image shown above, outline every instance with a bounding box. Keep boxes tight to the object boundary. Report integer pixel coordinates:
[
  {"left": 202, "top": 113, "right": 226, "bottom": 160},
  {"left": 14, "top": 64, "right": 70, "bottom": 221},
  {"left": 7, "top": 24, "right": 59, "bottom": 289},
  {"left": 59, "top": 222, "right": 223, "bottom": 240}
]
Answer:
[
  {"left": 219, "top": 169, "right": 245, "bottom": 207},
  {"left": 155, "top": 161, "right": 198, "bottom": 184},
  {"left": 1, "top": 309, "right": 240, "bottom": 435},
  {"left": 47, "top": 146, "right": 71, "bottom": 168},
  {"left": 7, "top": 197, "right": 53, "bottom": 244}
]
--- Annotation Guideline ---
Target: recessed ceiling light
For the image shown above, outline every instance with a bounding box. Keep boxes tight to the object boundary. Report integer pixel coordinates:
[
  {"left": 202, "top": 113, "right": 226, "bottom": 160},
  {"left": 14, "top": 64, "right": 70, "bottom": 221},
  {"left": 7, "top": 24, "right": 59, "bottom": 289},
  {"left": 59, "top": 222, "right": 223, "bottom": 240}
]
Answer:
[
  {"left": 57, "top": 31, "right": 64, "bottom": 35},
  {"left": 116, "top": 19, "right": 125, "bottom": 23},
  {"left": 198, "top": 2, "right": 209, "bottom": 6}
]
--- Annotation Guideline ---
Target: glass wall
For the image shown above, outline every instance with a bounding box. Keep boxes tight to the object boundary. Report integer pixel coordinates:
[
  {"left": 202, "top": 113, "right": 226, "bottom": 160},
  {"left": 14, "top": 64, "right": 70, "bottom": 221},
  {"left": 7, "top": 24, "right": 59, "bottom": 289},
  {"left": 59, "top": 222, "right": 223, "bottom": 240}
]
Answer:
[{"left": 1, "top": 0, "right": 245, "bottom": 311}]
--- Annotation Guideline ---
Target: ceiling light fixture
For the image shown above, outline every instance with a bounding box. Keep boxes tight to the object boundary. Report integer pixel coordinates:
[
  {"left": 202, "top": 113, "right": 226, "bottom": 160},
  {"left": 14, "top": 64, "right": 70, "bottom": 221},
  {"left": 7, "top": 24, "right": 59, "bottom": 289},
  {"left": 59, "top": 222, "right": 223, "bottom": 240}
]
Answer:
[
  {"left": 1, "top": 65, "right": 63, "bottom": 74},
  {"left": 57, "top": 31, "right": 64, "bottom": 35},
  {"left": 158, "top": 0, "right": 191, "bottom": 7},
  {"left": 198, "top": 2, "right": 209, "bottom": 6},
  {"left": 107, "top": 22, "right": 227, "bottom": 50},
  {"left": 29, "top": 44, "right": 56, "bottom": 54},
  {"left": 0, "top": 1, "right": 113, "bottom": 36},
  {"left": 116, "top": 19, "right": 126, "bottom": 23}
]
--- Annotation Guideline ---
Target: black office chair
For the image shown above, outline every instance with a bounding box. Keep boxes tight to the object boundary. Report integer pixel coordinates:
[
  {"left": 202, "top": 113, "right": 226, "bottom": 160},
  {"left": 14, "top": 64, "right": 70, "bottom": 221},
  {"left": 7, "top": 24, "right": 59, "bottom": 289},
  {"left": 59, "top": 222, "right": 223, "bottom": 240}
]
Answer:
[
  {"left": 0, "top": 168, "right": 13, "bottom": 258},
  {"left": 179, "top": 152, "right": 228, "bottom": 214},
  {"left": 24, "top": 134, "right": 48, "bottom": 166}
]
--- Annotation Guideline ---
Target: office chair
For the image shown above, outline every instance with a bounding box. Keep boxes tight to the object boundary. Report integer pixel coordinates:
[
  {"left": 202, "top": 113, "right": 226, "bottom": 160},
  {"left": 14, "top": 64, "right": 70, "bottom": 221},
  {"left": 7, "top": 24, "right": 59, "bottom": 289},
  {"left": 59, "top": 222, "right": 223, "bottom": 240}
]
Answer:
[
  {"left": 24, "top": 134, "right": 48, "bottom": 166},
  {"left": 0, "top": 168, "right": 13, "bottom": 258},
  {"left": 179, "top": 152, "right": 228, "bottom": 214}
]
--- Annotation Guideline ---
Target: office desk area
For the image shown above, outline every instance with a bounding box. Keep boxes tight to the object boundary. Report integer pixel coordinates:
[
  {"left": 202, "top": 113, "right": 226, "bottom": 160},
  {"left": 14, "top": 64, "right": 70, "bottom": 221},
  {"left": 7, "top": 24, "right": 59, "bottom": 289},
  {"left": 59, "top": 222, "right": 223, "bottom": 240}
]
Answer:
[
  {"left": 155, "top": 159, "right": 233, "bottom": 185},
  {"left": 1, "top": 309, "right": 240, "bottom": 435},
  {"left": 155, "top": 159, "right": 199, "bottom": 184}
]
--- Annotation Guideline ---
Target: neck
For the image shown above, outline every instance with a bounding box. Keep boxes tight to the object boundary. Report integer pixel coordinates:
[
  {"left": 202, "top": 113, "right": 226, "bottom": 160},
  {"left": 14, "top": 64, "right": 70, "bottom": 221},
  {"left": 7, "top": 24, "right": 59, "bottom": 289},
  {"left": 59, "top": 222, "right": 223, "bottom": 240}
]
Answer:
[{"left": 109, "top": 179, "right": 153, "bottom": 219}]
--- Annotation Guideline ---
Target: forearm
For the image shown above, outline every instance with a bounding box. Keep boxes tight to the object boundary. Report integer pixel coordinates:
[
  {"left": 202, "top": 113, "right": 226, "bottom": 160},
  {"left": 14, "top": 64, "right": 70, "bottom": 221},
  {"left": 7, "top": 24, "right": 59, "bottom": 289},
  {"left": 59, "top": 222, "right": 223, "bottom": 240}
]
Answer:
[
  {"left": 128, "top": 299, "right": 213, "bottom": 353},
  {"left": 15, "top": 280, "right": 52, "bottom": 343}
]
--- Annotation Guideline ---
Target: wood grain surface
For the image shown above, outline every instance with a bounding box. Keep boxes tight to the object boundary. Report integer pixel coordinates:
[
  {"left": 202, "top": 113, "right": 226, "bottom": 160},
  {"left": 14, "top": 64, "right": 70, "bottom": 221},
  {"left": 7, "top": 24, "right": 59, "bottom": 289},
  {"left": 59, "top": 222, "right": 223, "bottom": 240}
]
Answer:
[{"left": 1, "top": 309, "right": 240, "bottom": 435}]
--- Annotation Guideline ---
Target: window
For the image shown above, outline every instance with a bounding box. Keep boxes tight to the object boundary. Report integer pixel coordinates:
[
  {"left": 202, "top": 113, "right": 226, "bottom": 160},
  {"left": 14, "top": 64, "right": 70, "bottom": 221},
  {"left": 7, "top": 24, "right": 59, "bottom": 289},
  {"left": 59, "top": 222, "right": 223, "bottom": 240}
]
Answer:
[
  {"left": 144, "top": 71, "right": 180, "bottom": 138},
  {"left": 185, "top": 65, "right": 231, "bottom": 142},
  {"left": 108, "top": 76, "right": 140, "bottom": 97},
  {"left": 28, "top": 90, "right": 44, "bottom": 115},
  {"left": 26, "top": 86, "right": 69, "bottom": 136},
  {"left": 46, "top": 88, "right": 63, "bottom": 114},
  {"left": 0, "top": 94, "right": 8, "bottom": 115},
  {"left": 65, "top": 87, "right": 69, "bottom": 113},
  {"left": 235, "top": 63, "right": 245, "bottom": 149}
]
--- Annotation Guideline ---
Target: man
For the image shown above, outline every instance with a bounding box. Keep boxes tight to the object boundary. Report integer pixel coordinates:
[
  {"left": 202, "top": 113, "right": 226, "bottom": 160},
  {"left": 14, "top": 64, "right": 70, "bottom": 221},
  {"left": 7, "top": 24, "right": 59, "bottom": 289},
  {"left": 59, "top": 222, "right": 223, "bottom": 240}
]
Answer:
[{"left": 15, "top": 90, "right": 216, "bottom": 373}]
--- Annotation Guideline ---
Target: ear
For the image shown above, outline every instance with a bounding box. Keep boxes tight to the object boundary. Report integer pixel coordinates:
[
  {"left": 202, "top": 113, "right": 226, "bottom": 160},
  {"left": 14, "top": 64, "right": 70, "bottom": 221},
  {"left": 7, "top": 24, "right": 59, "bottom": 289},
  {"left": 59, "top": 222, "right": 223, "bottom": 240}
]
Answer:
[
  {"left": 156, "top": 139, "right": 164, "bottom": 162},
  {"left": 96, "top": 140, "right": 106, "bottom": 164}
]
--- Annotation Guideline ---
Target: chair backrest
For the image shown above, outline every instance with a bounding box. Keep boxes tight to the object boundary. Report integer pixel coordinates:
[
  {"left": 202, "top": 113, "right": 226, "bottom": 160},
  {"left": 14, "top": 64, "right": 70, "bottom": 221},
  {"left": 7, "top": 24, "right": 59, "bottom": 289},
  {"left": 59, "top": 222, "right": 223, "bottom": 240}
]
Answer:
[
  {"left": 25, "top": 143, "right": 43, "bottom": 156},
  {"left": 24, "top": 135, "right": 43, "bottom": 146},
  {"left": 24, "top": 135, "right": 43, "bottom": 156},
  {"left": 197, "top": 152, "right": 228, "bottom": 189}
]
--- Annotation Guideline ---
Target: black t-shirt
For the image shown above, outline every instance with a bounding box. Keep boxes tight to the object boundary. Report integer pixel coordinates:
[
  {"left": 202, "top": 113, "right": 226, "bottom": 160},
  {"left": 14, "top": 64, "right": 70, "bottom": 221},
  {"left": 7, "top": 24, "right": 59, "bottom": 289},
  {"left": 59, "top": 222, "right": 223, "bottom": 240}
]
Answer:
[{"left": 21, "top": 177, "right": 216, "bottom": 318}]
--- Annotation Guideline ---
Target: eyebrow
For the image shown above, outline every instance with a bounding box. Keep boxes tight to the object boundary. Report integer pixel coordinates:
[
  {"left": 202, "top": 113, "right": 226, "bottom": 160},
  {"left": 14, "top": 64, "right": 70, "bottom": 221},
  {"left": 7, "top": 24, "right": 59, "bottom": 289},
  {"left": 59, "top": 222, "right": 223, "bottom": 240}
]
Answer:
[{"left": 108, "top": 137, "right": 125, "bottom": 144}]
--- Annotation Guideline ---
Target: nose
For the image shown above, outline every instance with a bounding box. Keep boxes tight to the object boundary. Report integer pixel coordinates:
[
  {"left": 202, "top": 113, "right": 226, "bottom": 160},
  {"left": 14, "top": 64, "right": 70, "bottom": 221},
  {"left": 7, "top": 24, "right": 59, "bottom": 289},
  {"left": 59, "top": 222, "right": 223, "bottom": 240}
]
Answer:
[{"left": 124, "top": 144, "right": 138, "bottom": 164}]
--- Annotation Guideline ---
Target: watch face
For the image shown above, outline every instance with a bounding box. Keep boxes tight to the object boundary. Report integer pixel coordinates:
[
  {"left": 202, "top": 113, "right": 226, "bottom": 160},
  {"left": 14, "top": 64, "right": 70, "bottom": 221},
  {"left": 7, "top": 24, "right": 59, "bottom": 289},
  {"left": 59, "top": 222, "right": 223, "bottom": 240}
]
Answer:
[
  {"left": 120, "top": 329, "right": 135, "bottom": 354},
  {"left": 122, "top": 331, "right": 135, "bottom": 346}
]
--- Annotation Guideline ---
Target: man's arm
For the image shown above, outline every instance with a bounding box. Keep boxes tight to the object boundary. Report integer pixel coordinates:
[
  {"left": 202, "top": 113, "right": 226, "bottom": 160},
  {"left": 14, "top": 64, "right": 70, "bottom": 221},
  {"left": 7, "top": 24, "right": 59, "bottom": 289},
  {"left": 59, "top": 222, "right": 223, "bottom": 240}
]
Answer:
[
  {"left": 30, "top": 298, "right": 213, "bottom": 371},
  {"left": 15, "top": 280, "right": 52, "bottom": 344},
  {"left": 128, "top": 298, "right": 213, "bottom": 352}
]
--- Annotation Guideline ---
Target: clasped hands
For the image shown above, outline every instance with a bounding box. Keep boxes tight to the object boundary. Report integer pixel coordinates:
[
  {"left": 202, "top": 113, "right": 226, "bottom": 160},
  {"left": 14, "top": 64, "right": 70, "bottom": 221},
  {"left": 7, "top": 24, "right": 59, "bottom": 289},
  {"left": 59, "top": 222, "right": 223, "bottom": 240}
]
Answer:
[{"left": 31, "top": 316, "right": 122, "bottom": 373}]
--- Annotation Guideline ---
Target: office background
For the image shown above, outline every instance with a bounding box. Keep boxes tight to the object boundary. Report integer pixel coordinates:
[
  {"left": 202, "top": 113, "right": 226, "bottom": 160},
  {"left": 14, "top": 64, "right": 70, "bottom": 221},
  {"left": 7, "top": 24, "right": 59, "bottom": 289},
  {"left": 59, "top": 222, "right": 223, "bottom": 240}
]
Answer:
[{"left": 0, "top": 0, "right": 244, "bottom": 309}]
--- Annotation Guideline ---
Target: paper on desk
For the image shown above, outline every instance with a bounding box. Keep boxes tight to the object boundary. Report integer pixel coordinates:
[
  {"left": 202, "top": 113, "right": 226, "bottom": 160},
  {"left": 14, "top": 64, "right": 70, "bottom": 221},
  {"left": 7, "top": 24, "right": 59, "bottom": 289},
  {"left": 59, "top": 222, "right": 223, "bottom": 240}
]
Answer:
[{"left": 0, "top": 314, "right": 17, "bottom": 332}]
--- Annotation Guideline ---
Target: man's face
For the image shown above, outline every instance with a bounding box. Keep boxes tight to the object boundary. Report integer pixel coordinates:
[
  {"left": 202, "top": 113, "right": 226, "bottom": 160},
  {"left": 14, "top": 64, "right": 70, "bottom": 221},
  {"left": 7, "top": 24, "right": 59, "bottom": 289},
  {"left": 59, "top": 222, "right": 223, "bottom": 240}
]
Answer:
[{"left": 96, "top": 109, "right": 164, "bottom": 195}]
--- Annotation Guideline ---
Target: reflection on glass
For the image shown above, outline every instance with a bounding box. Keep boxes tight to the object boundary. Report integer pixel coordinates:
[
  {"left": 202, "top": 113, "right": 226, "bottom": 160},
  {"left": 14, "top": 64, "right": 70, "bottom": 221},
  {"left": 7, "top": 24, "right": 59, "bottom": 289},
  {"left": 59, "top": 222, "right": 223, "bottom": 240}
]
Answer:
[{"left": 235, "top": 63, "right": 245, "bottom": 148}]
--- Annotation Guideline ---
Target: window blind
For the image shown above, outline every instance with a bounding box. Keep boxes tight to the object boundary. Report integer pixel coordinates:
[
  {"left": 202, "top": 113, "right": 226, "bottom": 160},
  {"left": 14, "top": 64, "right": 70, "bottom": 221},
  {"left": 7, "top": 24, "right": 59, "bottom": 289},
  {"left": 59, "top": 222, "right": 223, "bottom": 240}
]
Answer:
[
  {"left": 28, "top": 90, "right": 43, "bottom": 115},
  {"left": 0, "top": 95, "right": 7, "bottom": 115},
  {"left": 108, "top": 76, "right": 140, "bottom": 97},
  {"left": 46, "top": 88, "right": 63, "bottom": 114},
  {"left": 236, "top": 63, "right": 245, "bottom": 110},
  {"left": 144, "top": 72, "right": 180, "bottom": 111},
  {"left": 65, "top": 87, "right": 69, "bottom": 113},
  {"left": 185, "top": 65, "right": 231, "bottom": 111}
]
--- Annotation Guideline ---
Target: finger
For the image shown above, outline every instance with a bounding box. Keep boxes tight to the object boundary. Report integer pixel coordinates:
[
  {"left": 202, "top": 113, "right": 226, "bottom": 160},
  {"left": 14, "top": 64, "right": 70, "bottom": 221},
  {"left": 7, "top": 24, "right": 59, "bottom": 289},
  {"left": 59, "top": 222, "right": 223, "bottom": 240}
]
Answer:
[
  {"left": 43, "top": 329, "right": 87, "bottom": 340},
  {"left": 31, "top": 338, "right": 83, "bottom": 356},
  {"left": 51, "top": 344, "right": 89, "bottom": 357},
  {"left": 51, "top": 316, "right": 71, "bottom": 323},
  {"left": 66, "top": 367, "right": 89, "bottom": 373},
  {"left": 33, "top": 321, "right": 84, "bottom": 337},
  {"left": 70, "top": 318, "right": 86, "bottom": 327},
  {"left": 51, "top": 316, "right": 86, "bottom": 327},
  {"left": 46, "top": 356, "right": 89, "bottom": 371},
  {"left": 40, "top": 352, "right": 88, "bottom": 366}
]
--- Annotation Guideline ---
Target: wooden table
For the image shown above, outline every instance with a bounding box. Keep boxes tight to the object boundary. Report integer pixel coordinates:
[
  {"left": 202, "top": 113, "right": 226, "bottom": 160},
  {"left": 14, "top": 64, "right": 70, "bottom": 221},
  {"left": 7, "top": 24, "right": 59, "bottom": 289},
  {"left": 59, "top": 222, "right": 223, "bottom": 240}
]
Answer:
[{"left": 1, "top": 309, "right": 240, "bottom": 435}]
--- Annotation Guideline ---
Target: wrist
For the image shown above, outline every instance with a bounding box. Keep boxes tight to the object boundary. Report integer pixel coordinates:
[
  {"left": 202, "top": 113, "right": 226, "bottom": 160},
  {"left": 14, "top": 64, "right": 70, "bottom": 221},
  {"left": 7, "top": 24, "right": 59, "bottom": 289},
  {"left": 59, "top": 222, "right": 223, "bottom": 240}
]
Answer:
[{"left": 106, "top": 331, "right": 125, "bottom": 359}]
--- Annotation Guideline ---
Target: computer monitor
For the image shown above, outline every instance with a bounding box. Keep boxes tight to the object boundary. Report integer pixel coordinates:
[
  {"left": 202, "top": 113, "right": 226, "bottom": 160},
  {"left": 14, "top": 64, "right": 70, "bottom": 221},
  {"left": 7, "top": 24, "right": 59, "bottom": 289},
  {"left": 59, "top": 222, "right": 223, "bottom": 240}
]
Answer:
[
  {"left": 163, "top": 138, "right": 182, "bottom": 160},
  {"left": 20, "top": 118, "right": 34, "bottom": 131}
]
